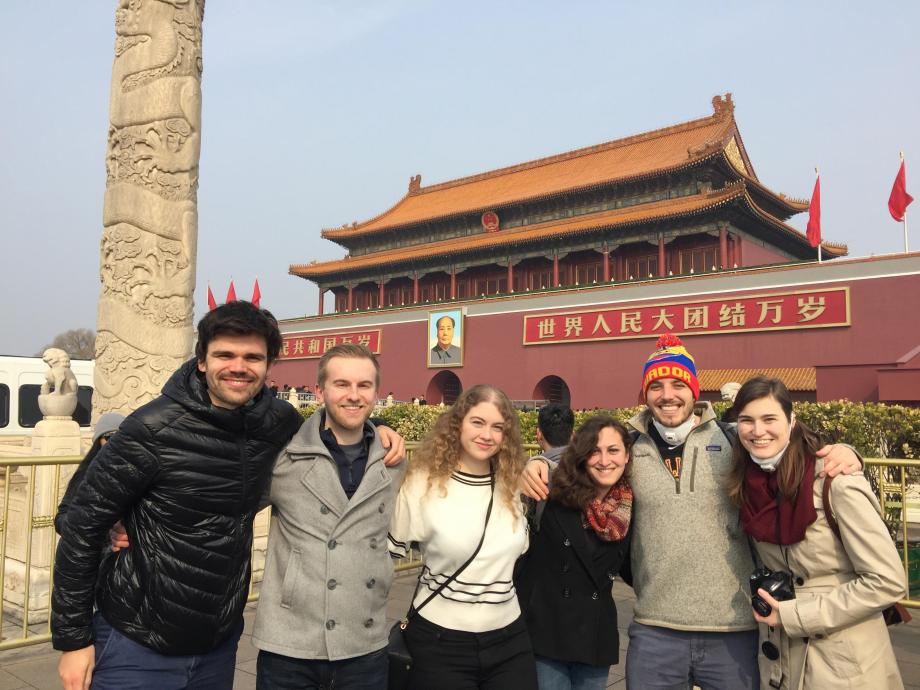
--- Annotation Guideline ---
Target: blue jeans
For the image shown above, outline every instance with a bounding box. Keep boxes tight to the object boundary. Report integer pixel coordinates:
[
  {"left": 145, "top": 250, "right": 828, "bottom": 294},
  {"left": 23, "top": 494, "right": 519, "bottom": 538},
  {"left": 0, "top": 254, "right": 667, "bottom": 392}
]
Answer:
[
  {"left": 256, "top": 647, "right": 388, "bottom": 690},
  {"left": 535, "top": 656, "right": 609, "bottom": 690},
  {"left": 90, "top": 613, "right": 242, "bottom": 690},
  {"left": 625, "top": 622, "right": 759, "bottom": 690}
]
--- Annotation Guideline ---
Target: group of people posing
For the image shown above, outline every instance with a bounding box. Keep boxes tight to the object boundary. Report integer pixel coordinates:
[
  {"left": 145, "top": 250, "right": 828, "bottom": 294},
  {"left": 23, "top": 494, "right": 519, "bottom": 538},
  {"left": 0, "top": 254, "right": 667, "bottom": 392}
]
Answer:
[{"left": 50, "top": 301, "right": 908, "bottom": 690}]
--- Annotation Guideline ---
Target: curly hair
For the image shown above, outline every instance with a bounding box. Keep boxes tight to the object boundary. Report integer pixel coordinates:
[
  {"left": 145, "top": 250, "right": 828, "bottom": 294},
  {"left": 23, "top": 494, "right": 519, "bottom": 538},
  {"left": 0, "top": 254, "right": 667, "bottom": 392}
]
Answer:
[
  {"left": 410, "top": 384, "right": 526, "bottom": 524},
  {"left": 550, "top": 415, "right": 633, "bottom": 511}
]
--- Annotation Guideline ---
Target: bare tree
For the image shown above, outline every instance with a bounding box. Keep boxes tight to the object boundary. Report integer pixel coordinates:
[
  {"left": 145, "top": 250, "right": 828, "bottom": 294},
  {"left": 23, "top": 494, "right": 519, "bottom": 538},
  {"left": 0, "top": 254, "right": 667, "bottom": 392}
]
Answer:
[{"left": 36, "top": 329, "right": 96, "bottom": 360}]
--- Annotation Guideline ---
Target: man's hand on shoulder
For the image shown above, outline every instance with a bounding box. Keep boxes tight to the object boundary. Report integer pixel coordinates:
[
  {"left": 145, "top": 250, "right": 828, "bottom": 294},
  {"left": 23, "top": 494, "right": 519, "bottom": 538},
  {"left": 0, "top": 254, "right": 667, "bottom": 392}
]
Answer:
[
  {"left": 377, "top": 426, "right": 406, "bottom": 467},
  {"left": 59, "top": 646, "right": 94, "bottom": 690},
  {"left": 520, "top": 459, "right": 550, "bottom": 500},
  {"left": 109, "top": 521, "right": 129, "bottom": 552},
  {"left": 816, "top": 444, "right": 862, "bottom": 478}
]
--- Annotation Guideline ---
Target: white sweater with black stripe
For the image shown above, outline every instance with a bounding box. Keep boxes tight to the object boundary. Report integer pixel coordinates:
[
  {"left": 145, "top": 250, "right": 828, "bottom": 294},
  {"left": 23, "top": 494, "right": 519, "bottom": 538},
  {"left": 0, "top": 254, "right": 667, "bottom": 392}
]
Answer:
[{"left": 388, "top": 469, "right": 528, "bottom": 633}]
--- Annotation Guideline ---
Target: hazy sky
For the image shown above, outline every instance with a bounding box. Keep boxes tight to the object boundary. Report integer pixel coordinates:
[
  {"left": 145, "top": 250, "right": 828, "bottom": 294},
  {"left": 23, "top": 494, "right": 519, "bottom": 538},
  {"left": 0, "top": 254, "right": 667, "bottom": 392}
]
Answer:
[{"left": 1, "top": 1, "right": 918, "bottom": 356}]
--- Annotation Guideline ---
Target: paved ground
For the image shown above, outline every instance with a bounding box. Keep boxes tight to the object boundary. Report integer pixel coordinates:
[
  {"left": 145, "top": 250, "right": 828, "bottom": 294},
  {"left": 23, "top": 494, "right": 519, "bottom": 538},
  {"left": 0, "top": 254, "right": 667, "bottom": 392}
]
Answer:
[{"left": 0, "top": 574, "right": 916, "bottom": 689}]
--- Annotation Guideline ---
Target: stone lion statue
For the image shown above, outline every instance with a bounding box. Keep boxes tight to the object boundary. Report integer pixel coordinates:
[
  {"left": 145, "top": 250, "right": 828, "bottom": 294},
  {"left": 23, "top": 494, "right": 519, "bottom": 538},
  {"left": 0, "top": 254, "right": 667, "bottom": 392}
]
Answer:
[
  {"left": 720, "top": 381, "right": 742, "bottom": 403},
  {"left": 38, "top": 348, "right": 79, "bottom": 418},
  {"left": 41, "top": 349, "right": 79, "bottom": 396}
]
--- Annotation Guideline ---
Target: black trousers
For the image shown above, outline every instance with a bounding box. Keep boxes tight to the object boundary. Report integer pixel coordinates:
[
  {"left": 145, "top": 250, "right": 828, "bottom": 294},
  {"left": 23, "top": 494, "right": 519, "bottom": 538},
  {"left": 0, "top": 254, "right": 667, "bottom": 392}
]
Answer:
[{"left": 404, "top": 614, "right": 538, "bottom": 690}]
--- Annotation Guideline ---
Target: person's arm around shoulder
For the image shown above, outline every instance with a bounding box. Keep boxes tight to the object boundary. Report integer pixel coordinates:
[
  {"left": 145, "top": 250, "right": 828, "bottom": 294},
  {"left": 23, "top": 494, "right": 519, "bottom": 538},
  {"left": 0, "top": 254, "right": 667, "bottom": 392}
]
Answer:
[
  {"left": 774, "top": 472, "right": 907, "bottom": 638},
  {"left": 53, "top": 416, "right": 160, "bottom": 688},
  {"left": 368, "top": 418, "right": 406, "bottom": 467},
  {"left": 816, "top": 443, "right": 863, "bottom": 477},
  {"left": 520, "top": 456, "right": 555, "bottom": 501}
]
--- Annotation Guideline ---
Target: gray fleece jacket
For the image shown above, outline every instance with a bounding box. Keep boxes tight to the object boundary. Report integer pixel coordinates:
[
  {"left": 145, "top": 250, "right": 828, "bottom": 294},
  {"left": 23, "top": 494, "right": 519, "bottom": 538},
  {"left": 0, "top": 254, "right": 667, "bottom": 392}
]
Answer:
[{"left": 627, "top": 403, "right": 756, "bottom": 632}]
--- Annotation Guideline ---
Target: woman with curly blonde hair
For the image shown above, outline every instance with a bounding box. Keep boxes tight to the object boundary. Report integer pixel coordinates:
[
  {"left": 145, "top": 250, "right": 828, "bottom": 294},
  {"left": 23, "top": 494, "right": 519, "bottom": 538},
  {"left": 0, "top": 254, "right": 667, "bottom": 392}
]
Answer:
[{"left": 388, "top": 384, "right": 536, "bottom": 689}]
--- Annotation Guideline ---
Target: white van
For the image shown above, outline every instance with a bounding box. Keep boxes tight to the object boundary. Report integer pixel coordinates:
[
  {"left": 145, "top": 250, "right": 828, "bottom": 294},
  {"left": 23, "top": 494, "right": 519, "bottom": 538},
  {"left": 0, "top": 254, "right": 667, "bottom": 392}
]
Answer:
[{"left": 0, "top": 356, "right": 94, "bottom": 436}]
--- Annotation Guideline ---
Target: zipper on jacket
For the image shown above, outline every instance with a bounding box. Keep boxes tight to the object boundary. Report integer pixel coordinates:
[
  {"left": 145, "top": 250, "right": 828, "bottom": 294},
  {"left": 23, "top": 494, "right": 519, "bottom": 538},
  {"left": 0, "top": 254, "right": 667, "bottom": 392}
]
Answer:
[
  {"left": 238, "top": 416, "right": 249, "bottom": 540},
  {"left": 688, "top": 447, "right": 698, "bottom": 493}
]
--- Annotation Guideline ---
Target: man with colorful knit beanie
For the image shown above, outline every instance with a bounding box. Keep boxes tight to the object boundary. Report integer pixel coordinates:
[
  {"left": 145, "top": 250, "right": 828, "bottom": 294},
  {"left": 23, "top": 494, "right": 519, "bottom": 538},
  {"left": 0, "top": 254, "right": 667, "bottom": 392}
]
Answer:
[{"left": 521, "top": 334, "right": 862, "bottom": 689}]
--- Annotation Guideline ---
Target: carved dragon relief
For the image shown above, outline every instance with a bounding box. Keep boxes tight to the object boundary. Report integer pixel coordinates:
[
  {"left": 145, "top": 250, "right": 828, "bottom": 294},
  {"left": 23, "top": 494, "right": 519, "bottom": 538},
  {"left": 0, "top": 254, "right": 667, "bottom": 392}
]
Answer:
[
  {"left": 115, "top": 0, "right": 203, "bottom": 93},
  {"left": 94, "top": 332, "right": 179, "bottom": 415},
  {"left": 95, "top": 0, "right": 204, "bottom": 416}
]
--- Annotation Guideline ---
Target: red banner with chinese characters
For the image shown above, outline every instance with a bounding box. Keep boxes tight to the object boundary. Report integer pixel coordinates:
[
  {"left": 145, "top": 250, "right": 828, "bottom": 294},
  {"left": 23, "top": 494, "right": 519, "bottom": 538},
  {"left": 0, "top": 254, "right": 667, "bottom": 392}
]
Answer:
[
  {"left": 279, "top": 329, "right": 382, "bottom": 360},
  {"left": 523, "top": 288, "right": 849, "bottom": 345}
]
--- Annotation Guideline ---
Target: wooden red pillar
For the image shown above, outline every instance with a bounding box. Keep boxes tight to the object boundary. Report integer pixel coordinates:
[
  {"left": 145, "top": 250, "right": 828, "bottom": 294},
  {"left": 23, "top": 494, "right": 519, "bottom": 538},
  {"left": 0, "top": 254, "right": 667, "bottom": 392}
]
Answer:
[
  {"left": 450, "top": 269, "right": 457, "bottom": 299},
  {"left": 507, "top": 262, "right": 514, "bottom": 292},
  {"left": 602, "top": 250, "right": 611, "bottom": 282},
  {"left": 317, "top": 289, "right": 325, "bottom": 316},
  {"left": 719, "top": 225, "right": 729, "bottom": 269},
  {"left": 346, "top": 285, "right": 354, "bottom": 311},
  {"left": 657, "top": 237, "right": 666, "bottom": 277},
  {"left": 552, "top": 253, "right": 560, "bottom": 287},
  {"left": 412, "top": 276, "right": 419, "bottom": 304},
  {"left": 378, "top": 281, "right": 385, "bottom": 307}
]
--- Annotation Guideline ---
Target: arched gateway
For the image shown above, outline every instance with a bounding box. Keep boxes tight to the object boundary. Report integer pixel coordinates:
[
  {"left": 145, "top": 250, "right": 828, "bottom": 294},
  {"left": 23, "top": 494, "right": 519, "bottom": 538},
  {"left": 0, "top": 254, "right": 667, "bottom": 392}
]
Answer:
[
  {"left": 532, "top": 375, "right": 571, "bottom": 406},
  {"left": 427, "top": 371, "right": 463, "bottom": 405}
]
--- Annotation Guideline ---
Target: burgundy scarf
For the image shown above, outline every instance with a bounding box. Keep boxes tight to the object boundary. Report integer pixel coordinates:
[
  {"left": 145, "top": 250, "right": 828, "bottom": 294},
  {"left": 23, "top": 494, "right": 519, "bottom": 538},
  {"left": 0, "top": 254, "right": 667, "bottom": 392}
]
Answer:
[
  {"left": 740, "top": 455, "right": 817, "bottom": 545},
  {"left": 583, "top": 482, "right": 633, "bottom": 542}
]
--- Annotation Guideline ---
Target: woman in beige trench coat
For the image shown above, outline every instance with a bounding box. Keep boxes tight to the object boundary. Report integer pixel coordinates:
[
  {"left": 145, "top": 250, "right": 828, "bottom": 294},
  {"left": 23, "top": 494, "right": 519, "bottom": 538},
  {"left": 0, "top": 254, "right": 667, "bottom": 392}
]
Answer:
[{"left": 726, "top": 376, "right": 907, "bottom": 690}]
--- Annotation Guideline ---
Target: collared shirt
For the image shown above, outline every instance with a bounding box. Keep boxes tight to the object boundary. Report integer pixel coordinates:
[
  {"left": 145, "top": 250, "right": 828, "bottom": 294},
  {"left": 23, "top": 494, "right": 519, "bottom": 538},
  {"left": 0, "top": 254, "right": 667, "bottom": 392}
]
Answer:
[
  {"left": 431, "top": 344, "right": 460, "bottom": 362},
  {"left": 318, "top": 411, "right": 375, "bottom": 498}
]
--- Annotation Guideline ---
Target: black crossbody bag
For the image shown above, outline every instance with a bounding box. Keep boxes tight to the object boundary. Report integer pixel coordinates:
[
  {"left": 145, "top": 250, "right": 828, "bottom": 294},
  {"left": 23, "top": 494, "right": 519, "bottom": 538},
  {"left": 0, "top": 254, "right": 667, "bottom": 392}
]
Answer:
[{"left": 388, "top": 466, "right": 495, "bottom": 689}]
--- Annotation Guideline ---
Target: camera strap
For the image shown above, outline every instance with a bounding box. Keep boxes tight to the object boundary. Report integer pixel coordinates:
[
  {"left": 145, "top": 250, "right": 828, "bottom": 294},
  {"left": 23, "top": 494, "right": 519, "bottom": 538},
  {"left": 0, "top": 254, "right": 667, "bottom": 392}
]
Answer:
[{"left": 745, "top": 533, "right": 762, "bottom": 568}]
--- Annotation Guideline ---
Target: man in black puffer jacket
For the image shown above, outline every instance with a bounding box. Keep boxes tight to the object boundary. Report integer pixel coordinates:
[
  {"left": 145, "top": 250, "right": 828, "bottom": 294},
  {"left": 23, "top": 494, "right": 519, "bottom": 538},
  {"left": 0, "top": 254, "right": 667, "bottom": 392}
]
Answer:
[{"left": 52, "top": 302, "right": 303, "bottom": 690}]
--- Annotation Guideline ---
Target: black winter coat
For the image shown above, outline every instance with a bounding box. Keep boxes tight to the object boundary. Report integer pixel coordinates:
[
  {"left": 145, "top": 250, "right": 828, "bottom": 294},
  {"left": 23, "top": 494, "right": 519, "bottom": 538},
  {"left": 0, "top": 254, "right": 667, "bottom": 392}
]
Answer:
[
  {"left": 515, "top": 500, "right": 631, "bottom": 667},
  {"left": 51, "top": 359, "right": 303, "bottom": 655}
]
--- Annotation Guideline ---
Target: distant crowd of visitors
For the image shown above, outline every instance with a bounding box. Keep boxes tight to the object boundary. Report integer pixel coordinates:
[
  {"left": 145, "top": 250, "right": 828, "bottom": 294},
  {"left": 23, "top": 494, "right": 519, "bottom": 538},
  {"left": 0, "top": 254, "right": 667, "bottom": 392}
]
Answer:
[{"left": 50, "top": 301, "right": 908, "bottom": 690}]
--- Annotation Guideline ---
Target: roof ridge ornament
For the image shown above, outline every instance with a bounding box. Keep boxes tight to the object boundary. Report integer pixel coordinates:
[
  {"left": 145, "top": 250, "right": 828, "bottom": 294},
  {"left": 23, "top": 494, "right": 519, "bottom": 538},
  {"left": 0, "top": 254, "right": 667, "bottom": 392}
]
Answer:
[
  {"left": 687, "top": 138, "right": 724, "bottom": 159},
  {"left": 712, "top": 92, "right": 734, "bottom": 119},
  {"left": 408, "top": 174, "right": 422, "bottom": 194}
]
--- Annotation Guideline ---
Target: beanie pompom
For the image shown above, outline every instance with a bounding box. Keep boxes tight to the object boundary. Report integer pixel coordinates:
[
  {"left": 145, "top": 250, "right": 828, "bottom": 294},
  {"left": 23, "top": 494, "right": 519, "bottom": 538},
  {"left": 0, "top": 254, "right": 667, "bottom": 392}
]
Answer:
[
  {"left": 655, "top": 333, "right": 684, "bottom": 349},
  {"left": 640, "top": 333, "right": 700, "bottom": 399}
]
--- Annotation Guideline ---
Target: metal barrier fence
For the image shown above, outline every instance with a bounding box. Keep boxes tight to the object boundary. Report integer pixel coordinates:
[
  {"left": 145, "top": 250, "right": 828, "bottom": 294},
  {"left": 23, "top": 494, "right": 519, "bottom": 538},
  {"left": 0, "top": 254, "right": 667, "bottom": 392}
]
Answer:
[
  {"left": 864, "top": 459, "right": 920, "bottom": 609},
  {"left": 0, "top": 453, "right": 915, "bottom": 650}
]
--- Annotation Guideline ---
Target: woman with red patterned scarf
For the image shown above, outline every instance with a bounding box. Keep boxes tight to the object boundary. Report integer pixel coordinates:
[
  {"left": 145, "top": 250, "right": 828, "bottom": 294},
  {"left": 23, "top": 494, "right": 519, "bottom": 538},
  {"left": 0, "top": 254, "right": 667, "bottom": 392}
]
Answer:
[
  {"left": 727, "top": 376, "right": 906, "bottom": 690},
  {"left": 516, "top": 415, "right": 633, "bottom": 690}
]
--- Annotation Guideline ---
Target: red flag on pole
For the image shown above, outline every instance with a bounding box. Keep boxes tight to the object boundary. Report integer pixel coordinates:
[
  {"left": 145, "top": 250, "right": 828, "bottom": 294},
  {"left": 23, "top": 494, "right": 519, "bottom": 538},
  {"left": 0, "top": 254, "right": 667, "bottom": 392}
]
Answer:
[
  {"left": 889, "top": 158, "right": 914, "bottom": 222},
  {"left": 252, "top": 278, "right": 262, "bottom": 307},
  {"left": 806, "top": 173, "right": 821, "bottom": 249},
  {"left": 207, "top": 285, "right": 217, "bottom": 311},
  {"left": 226, "top": 280, "right": 237, "bottom": 302}
]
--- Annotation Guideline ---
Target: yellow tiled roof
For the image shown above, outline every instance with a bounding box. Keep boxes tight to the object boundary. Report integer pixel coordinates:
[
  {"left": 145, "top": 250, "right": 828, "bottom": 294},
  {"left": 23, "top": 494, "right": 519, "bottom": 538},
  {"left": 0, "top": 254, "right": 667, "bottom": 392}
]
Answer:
[
  {"left": 699, "top": 368, "right": 816, "bottom": 392},
  {"left": 291, "top": 183, "right": 845, "bottom": 279},
  {"left": 323, "top": 95, "right": 769, "bottom": 239}
]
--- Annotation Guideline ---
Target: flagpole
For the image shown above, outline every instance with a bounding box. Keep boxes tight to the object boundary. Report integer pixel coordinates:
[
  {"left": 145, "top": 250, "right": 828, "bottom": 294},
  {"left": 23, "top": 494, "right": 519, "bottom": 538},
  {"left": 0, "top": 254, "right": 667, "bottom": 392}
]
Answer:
[
  {"left": 902, "top": 152, "right": 910, "bottom": 253},
  {"left": 815, "top": 167, "right": 822, "bottom": 263}
]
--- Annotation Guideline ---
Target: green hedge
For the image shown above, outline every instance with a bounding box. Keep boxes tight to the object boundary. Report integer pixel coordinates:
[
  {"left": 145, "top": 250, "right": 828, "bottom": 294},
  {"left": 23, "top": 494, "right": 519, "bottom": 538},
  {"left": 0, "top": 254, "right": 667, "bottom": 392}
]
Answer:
[{"left": 299, "top": 400, "right": 920, "bottom": 459}]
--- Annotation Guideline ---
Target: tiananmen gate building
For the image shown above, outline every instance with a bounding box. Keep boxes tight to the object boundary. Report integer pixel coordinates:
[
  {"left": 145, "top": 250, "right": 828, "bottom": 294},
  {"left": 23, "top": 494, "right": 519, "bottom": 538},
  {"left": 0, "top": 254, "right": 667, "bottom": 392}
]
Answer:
[{"left": 272, "top": 94, "right": 920, "bottom": 407}]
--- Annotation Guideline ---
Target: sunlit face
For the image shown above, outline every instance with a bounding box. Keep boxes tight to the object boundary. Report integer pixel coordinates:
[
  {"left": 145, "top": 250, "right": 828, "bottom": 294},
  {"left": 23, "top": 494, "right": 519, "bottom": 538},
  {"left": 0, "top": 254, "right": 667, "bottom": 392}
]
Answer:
[
  {"left": 586, "top": 426, "right": 629, "bottom": 494},
  {"left": 646, "top": 378, "right": 695, "bottom": 427},
  {"left": 316, "top": 356, "right": 378, "bottom": 439},
  {"left": 458, "top": 401, "right": 505, "bottom": 468},
  {"left": 436, "top": 317, "right": 454, "bottom": 349},
  {"left": 197, "top": 333, "right": 269, "bottom": 409},
  {"left": 736, "top": 395, "right": 793, "bottom": 459}
]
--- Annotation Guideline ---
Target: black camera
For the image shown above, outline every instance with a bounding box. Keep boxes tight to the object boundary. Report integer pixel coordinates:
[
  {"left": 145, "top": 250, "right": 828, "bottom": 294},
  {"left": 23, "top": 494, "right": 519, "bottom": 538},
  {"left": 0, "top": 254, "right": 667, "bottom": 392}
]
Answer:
[{"left": 749, "top": 566, "right": 795, "bottom": 617}]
